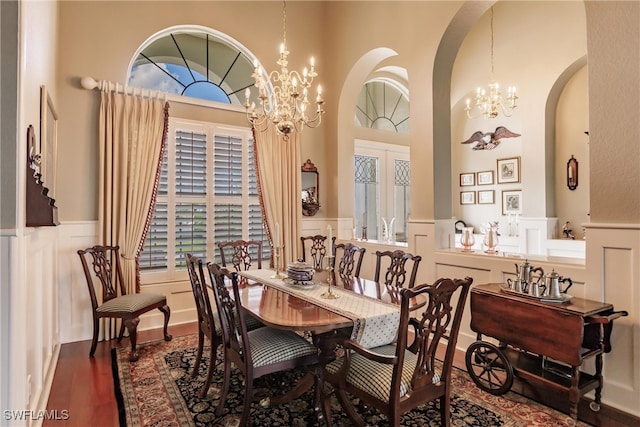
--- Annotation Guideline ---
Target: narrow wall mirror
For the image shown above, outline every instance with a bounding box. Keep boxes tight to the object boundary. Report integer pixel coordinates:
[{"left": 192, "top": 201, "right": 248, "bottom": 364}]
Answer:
[{"left": 301, "top": 159, "right": 320, "bottom": 216}]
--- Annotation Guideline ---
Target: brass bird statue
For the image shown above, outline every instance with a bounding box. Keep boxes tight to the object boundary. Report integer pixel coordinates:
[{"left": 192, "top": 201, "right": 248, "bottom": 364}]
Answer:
[{"left": 461, "top": 126, "right": 521, "bottom": 150}]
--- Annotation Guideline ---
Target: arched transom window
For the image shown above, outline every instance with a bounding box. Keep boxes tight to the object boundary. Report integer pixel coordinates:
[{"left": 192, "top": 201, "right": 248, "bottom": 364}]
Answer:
[
  {"left": 355, "top": 78, "right": 410, "bottom": 134},
  {"left": 127, "top": 27, "right": 255, "bottom": 105}
]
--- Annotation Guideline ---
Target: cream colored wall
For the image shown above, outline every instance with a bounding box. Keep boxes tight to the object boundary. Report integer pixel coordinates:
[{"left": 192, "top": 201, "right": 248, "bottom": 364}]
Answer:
[
  {"left": 555, "top": 65, "right": 589, "bottom": 240},
  {"left": 451, "top": 1, "right": 587, "bottom": 231}
]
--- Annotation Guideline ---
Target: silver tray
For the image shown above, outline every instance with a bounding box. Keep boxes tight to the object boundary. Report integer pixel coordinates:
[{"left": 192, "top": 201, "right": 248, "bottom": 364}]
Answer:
[
  {"left": 283, "top": 278, "right": 319, "bottom": 290},
  {"left": 499, "top": 283, "right": 572, "bottom": 304}
]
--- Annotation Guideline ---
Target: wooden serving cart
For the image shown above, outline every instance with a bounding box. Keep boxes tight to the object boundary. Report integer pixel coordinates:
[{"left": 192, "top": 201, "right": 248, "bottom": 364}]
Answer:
[{"left": 466, "top": 283, "right": 627, "bottom": 426}]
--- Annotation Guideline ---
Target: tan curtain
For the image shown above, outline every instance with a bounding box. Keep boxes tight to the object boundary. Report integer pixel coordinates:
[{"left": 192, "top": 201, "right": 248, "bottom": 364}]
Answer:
[
  {"left": 253, "top": 127, "right": 302, "bottom": 267},
  {"left": 98, "top": 88, "right": 169, "bottom": 294}
]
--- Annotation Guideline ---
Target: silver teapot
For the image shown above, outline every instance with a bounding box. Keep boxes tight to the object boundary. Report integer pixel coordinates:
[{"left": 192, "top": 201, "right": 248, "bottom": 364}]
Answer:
[
  {"left": 543, "top": 269, "right": 573, "bottom": 299},
  {"left": 514, "top": 259, "right": 544, "bottom": 289}
]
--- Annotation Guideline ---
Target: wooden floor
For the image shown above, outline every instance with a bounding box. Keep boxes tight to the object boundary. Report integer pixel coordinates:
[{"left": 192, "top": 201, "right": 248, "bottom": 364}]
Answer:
[{"left": 44, "top": 322, "right": 637, "bottom": 427}]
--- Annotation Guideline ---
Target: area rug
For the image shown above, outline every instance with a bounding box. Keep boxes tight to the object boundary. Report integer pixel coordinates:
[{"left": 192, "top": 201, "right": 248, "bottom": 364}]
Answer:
[{"left": 112, "top": 334, "right": 591, "bottom": 427}]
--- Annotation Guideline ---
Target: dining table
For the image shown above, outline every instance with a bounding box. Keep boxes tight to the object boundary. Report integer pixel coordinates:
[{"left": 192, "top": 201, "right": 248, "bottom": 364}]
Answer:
[{"left": 233, "top": 268, "right": 426, "bottom": 425}]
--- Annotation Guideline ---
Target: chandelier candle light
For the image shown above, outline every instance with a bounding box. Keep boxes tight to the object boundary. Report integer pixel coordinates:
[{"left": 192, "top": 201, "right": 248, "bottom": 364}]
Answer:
[
  {"left": 245, "top": 1, "right": 324, "bottom": 137},
  {"left": 465, "top": 7, "right": 518, "bottom": 119}
]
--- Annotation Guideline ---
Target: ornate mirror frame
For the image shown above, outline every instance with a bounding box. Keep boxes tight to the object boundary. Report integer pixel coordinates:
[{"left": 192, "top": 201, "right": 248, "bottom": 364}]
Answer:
[{"left": 301, "top": 159, "right": 320, "bottom": 216}]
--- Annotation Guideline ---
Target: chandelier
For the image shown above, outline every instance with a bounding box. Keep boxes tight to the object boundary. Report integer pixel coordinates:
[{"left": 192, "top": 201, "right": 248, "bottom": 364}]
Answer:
[
  {"left": 244, "top": 0, "right": 324, "bottom": 137},
  {"left": 465, "top": 7, "right": 518, "bottom": 119}
]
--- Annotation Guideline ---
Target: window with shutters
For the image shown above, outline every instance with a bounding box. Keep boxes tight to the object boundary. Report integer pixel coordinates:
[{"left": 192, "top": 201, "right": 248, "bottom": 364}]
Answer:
[{"left": 140, "top": 118, "right": 269, "bottom": 283}]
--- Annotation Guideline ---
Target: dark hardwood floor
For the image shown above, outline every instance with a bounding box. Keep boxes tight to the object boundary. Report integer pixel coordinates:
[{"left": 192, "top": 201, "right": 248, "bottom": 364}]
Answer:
[{"left": 44, "top": 322, "right": 637, "bottom": 426}]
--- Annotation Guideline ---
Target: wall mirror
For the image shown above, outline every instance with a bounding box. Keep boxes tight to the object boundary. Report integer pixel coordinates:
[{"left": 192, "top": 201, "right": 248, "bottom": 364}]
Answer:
[{"left": 301, "top": 159, "right": 319, "bottom": 216}]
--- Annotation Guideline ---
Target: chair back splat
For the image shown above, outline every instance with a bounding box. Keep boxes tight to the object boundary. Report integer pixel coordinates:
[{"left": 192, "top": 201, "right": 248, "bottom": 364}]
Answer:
[
  {"left": 218, "top": 239, "right": 263, "bottom": 271},
  {"left": 77, "top": 245, "right": 172, "bottom": 362},
  {"left": 374, "top": 249, "right": 422, "bottom": 289},
  {"left": 323, "top": 276, "right": 473, "bottom": 427},
  {"left": 300, "top": 234, "right": 328, "bottom": 270},
  {"left": 332, "top": 241, "right": 365, "bottom": 280},
  {"left": 208, "top": 263, "right": 320, "bottom": 425}
]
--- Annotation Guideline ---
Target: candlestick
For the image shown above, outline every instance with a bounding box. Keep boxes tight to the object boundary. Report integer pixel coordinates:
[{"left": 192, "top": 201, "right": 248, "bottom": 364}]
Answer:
[
  {"left": 270, "top": 245, "right": 286, "bottom": 279},
  {"left": 320, "top": 255, "right": 339, "bottom": 299}
]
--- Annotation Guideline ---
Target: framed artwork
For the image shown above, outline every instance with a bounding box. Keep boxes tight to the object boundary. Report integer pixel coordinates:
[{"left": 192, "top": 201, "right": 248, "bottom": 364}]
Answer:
[
  {"left": 478, "top": 190, "right": 495, "bottom": 204},
  {"left": 40, "top": 85, "right": 59, "bottom": 198},
  {"left": 476, "top": 170, "right": 494, "bottom": 185},
  {"left": 460, "top": 173, "right": 475, "bottom": 186},
  {"left": 502, "top": 190, "right": 522, "bottom": 214},
  {"left": 460, "top": 191, "right": 476, "bottom": 205},
  {"left": 497, "top": 157, "right": 520, "bottom": 184}
]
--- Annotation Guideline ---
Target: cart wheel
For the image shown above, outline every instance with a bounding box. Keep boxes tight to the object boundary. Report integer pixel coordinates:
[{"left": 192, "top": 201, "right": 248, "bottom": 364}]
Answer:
[
  {"left": 589, "top": 401, "right": 601, "bottom": 412},
  {"left": 465, "top": 341, "right": 514, "bottom": 395}
]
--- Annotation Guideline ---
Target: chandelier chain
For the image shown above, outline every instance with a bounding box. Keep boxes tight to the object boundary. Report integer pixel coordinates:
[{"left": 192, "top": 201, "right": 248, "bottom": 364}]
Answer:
[{"left": 490, "top": 7, "right": 494, "bottom": 76}]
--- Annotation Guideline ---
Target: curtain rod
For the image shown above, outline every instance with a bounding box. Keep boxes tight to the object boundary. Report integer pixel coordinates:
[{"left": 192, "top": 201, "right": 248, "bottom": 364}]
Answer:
[{"left": 80, "top": 76, "right": 167, "bottom": 100}]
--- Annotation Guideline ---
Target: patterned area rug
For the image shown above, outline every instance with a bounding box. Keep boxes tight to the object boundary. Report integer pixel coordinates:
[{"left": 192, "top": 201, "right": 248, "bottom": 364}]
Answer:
[{"left": 112, "top": 334, "right": 590, "bottom": 427}]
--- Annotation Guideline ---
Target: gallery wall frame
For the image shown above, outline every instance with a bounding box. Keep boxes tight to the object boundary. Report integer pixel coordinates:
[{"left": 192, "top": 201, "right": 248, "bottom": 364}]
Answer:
[
  {"left": 476, "top": 170, "right": 494, "bottom": 185},
  {"left": 460, "top": 191, "right": 476, "bottom": 205},
  {"left": 40, "top": 85, "right": 59, "bottom": 199},
  {"left": 478, "top": 190, "right": 495, "bottom": 204},
  {"left": 497, "top": 156, "right": 520, "bottom": 184},
  {"left": 502, "top": 190, "right": 522, "bottom": 215},
  {"left": 460, "top": 172, "right": 475, "bottom": 186}
]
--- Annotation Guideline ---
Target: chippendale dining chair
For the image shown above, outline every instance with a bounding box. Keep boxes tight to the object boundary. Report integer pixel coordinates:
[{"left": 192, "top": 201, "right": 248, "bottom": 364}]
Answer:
[
  {"left": 374, "top": 249, "right": 422, "bottom": 289},
  {"left": 185, "top": 253, "right": 222, "bottom": 397},
  {"left": 332, "top": 241, "right": 365, "bottom": 279},
  {"left": 207, "top": 263, "right": 320, "bottom": 426},
  {"left": 323, "top": 276, "right": 473, "bottom": 427},
  {"left": 300, "top": 234, "right": 329, "bottom": 270},
  {"left": 77, "top": 245, "right": 172, "bottom": 362},
  {"left": 218, "top": 239, "right": 263, "bottom": 271}
]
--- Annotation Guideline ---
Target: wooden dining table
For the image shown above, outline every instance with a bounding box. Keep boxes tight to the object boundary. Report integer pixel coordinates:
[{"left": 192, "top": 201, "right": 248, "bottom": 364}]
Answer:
[{"left": 234, "top": 268, "right": 425, "bottom": 425}]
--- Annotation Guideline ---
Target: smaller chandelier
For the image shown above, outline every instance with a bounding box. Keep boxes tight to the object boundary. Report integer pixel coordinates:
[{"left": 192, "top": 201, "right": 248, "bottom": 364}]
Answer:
[
  {"left": 245, "top": 1, "right": 324, "bottom": 137},
  {"left": 465, "top": 7, "right": 518, "bottom": 119}
]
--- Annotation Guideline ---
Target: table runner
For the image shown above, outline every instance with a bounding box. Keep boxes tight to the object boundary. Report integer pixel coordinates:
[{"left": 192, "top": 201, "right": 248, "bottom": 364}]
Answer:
[{"left": 239, "top": 269, "right": 400, "bottom": 349}]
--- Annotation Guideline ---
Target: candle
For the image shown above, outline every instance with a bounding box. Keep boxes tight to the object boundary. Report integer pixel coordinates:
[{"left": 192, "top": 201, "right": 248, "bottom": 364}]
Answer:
[
  {"left": 327, "top": 225, "right": 333, "bottom": 245},
  {"left": 362, "top": 212, "right": 366, "bottom": 227},
  {"left": 275, "top": 223, "right": 280, "bottom": 248}
]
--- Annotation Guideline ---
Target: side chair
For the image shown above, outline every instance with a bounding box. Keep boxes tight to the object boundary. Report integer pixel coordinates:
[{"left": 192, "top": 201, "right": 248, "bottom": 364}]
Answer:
[
  {"left": 207, "top": 263, "right": 320, "bottom": 426},
  {"left": 185, "top": 253, "right": 222, "bottom": 398},
  {"left": 218, "top": 239, "right": 263, "bottom": 271},
  {"left": 300, "top": 234, "right": 329, "bottom": 270},
  {"left": 374, "top": 249, "right": 422, "bottom": 289},
  {"left": 332, "top": 241, "right": 366, "bottom": 279},
  {"left": 77, "top": 245, "right": 172, "bottom": 362},
  {"left": 323, "top": 276, "right": 473, "bottom": 427}
]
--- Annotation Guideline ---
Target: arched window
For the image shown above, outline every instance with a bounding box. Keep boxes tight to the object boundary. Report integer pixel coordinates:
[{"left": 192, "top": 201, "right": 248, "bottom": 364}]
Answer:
[
  {"left": 355, "top": 78, "right": 410, "bottom": 134},
  {"left": 127, "top": 27, "right": 256, "bottom": 105},
  {"left": 131, "top": 28, "right": 270, "bottom": 278}
]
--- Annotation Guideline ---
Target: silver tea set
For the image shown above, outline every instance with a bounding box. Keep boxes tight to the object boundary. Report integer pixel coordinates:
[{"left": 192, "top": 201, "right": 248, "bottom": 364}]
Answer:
[{"left": 506, "top": 259, "right": 573, "bottom": 299}]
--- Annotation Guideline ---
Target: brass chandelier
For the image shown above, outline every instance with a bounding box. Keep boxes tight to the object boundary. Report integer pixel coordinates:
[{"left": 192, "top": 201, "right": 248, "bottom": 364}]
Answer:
[
  {"left": 465, "top": 7, "right": 518, "bottom": 119},
  {"left": 245, "top": 0, "right": 324, "bottom": 137}
]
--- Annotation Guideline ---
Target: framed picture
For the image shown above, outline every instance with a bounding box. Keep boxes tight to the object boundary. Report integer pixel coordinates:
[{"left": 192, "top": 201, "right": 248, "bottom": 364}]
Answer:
[
  {"left": 40, "top": 85, "right": 59, "bottom": 199},
  {"left": 478, "top": 190, "right": 495, "bottom": 204},
  {"left": 502, "top": 190, "right": 522, "bottom": 214},
  {"left": 460, "top": 191, "right": 476, "bottom": 205},
  {"left": 460, "top": 173, "right": 475, "bottom": 186},
  {"left": 497, "top": 157, "right": 520, "bottom": 184},
  {"left": 476, "top": 170, "right": 494, "bottom": 185}
]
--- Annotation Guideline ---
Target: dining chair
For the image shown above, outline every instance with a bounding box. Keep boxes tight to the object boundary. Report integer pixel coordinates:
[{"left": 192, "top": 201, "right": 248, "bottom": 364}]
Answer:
[
  {"left": 207, "top": 263, "right": 320, "bottom": 426},
  {"left": 185, "top": 253, "right": 222, "bottom": 398},
  {"left": 323, "top": 276, "right": 473, "bottom": 427},
  {"left": 373, "top": 249, "right": 422, "bottom": 289},
  {"left": 300, "top": 234, "right": 329, "bottom": 270},
  {"left": 332, "top": 241, "right": 365, "bottom": 279},
  {"left": 218, "top": 239, "right": 263, "bottom": 271},
  {"left": 77, "top": 245, "right": 172, "bottom": 362}
]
